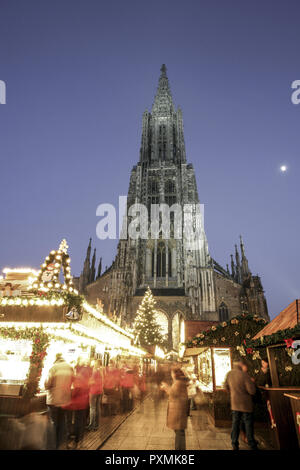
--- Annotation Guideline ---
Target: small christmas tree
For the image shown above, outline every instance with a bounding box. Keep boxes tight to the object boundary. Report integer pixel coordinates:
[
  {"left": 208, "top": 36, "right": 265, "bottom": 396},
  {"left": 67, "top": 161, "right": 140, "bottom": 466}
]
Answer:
[{"left": 133, "top": 286, "right": 165, "bottom": 349}]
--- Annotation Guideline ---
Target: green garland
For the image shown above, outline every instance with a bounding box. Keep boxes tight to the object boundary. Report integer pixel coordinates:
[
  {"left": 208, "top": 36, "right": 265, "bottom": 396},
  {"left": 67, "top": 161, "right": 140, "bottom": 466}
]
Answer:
[
  {"left": 248, "top": 324, "right": 300, "bottom": 348},
  {"left": 185, "top": 314, "right": 267, "bottom": 349},
  {"left": 185, "top": 313, "right": 300, "bottom": 385},
  {"left": 38, "top": 290, "right": 85, "bottom": 312}
]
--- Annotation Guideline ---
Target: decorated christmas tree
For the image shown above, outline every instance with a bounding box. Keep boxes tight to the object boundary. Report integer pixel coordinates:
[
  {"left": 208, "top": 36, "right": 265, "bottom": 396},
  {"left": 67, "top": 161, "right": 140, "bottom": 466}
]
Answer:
[{"left": 132, "top": 286, "right": 165, "bottom": 349}]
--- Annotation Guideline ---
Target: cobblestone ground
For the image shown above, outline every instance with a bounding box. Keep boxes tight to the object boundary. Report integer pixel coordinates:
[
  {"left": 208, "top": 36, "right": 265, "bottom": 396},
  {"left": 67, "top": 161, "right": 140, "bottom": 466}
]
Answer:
[{"left": 99, "top": 396, "right": 273, "bottom": 451}]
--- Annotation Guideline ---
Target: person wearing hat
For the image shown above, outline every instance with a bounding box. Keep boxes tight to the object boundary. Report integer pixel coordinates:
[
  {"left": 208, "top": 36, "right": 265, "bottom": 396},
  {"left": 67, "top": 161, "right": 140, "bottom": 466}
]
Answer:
[{"left": 44, "top": 353, "right": 74, "bottom": 449}]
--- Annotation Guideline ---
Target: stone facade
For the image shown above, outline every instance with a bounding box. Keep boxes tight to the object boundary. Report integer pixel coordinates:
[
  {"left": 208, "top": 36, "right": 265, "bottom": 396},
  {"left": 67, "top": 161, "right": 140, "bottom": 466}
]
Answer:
[{"left": 78, "top": 65, "right": 269, "bottom": 349}]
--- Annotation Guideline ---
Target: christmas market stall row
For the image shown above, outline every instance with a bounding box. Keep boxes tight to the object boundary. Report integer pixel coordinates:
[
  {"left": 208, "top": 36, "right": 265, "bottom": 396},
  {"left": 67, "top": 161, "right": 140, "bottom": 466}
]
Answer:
[
  {"left": 0, "top": 240, "right": 146, "bottom": 417},
  {"left": 251, "top": 300, "right": 300, "bottom": 449},
  {"left": 180, "top": 303, "right": 300, "bottom": 449}
]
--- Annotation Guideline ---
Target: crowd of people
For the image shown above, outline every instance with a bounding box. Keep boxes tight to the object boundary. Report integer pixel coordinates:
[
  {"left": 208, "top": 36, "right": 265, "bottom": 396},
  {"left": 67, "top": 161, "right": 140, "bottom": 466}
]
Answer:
[
  {"left": 0, "top": 354, "right": 271, "bottom": 451},
  {"left": 44, "top": 353, "right": 150, "bottom": 449},
  {"left": 161, "top": 357, "right": 271, "bottom": 451}
]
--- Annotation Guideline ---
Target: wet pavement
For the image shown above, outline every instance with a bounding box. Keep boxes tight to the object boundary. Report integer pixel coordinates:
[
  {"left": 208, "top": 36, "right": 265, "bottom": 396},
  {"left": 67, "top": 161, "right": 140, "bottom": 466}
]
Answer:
[{"left": 99, "top": 396, "right": 273, "bottom": 451}]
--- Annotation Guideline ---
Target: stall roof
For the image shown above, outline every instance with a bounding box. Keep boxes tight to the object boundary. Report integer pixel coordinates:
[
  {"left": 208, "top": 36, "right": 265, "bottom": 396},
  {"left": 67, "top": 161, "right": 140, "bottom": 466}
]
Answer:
[
  {"left": 184, "top": 347, "right": 208, "bottom": 357},
  {"left": 253, "top": 299, "right": 300, "bottom": 340},
  {"left": 185, "top": 320, "right": 218, "bottom": 341}
]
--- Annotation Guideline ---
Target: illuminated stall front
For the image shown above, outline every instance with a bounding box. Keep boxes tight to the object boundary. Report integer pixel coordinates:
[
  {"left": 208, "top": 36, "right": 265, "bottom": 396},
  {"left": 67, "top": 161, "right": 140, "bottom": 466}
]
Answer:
[
  {"left": 0, "top": 240, "right": 146, "bottom": 417},
  {"left": 184, "top": 346, "right": 232, "bottom": 393}
]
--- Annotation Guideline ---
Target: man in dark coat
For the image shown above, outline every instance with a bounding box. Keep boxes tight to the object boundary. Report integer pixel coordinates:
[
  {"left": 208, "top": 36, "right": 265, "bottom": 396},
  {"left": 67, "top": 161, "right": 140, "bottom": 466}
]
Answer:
[{"left": 225, "top": 361, "right": 257, "bottom": 450}]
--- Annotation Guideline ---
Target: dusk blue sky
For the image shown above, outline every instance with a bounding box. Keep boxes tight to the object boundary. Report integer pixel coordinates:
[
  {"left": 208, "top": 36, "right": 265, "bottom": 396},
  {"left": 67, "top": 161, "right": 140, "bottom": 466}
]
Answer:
[{"left": 0, "top": 1, "right": 299, "bottom": 320}]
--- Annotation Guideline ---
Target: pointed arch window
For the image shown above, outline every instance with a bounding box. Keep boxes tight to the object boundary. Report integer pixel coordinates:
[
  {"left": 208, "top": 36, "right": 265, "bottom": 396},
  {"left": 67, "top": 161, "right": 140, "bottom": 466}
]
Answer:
[
  {"left": 157, "top": 242, "right": 166, "bottom": 277},
  {"left": 152, "top": 242, "right": 172, "bottom": 278},
  {"left": 165, "top": 179, "right": 176, "bottom": 206},
  {"left": 149, "top": 179, "right": 159, "bottom": 194},
  {"left": 218, "top": 302, "right": 229, "bottom": 322},
  {"left": 148, "top": 179, "right": 159, "bottom": 208}
]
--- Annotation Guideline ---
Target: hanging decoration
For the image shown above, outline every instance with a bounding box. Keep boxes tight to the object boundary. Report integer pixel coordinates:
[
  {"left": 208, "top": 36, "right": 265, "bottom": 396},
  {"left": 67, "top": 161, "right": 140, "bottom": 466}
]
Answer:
[{"left": 29, "top": 239, "right": 77, "bottom": 295}]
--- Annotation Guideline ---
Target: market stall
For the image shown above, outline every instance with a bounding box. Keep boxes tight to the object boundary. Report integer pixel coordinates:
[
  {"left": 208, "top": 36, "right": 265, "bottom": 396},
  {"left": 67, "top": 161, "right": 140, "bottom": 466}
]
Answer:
[
  {"left": 181, "top": 313, "right": 269, "bottom": 427},
  {"left": 0, "top": 240, "right": 146, "bottom": 420},
  {"left": 182, "top": 346, "right": 232, "bottom": 426},
  {"left": 251, "top": 299, "right": 300, "bottom": 450}
]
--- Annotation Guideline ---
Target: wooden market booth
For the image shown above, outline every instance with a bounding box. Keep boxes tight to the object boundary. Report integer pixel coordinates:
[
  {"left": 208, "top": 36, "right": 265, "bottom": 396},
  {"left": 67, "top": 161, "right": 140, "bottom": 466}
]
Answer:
[
  {"left": 0, "top": 242, "right": 146, "bottom": 424},
  {"left": 180, "top": 315, "right": 270, "bottom": 428},
  {"left": 0, "top": 298, "right": 146, "bottom": 416},
  {"left": 252, "top": 299, "right": 300, "bottom": 450},
  {"left": 183, "top": 344, "right": 233, "bottom": 426}
]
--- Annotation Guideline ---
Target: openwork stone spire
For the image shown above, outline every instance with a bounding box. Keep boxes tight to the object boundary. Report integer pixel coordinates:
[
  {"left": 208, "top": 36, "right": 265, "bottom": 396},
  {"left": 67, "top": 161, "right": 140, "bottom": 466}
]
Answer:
[
  {"left": 140, "top": 65, "right": 186, "bottom": 163},
  {"left": 152, "top": 64, "right": 175, "bottom": 116}
]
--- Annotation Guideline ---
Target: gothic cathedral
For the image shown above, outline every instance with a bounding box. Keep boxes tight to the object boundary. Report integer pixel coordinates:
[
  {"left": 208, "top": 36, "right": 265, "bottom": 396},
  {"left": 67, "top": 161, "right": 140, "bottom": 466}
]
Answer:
[{"left": 77, "top": 65, "right": 269, "bottom": 349}]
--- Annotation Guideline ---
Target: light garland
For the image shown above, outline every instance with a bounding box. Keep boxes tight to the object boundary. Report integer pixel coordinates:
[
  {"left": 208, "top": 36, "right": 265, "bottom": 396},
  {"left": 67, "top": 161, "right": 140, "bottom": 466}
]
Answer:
[
  {"left": 82, "top": 302, "right": 133, "bottom": 339},
  {"left": 0, "top": 296, "right": 65, "bottom": 307},
  {"left": 3, "top": 268, "right": 39, "bottom": 276}
]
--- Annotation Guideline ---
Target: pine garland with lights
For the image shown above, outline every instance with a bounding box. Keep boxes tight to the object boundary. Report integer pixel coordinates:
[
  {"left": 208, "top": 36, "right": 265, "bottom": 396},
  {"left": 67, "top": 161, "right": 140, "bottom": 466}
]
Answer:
[
  {"left": 132, "top": 287, "right": 165, "bottom": 349},
  {"left": 185, "top": 314, "right": 267, "bottom": 377},
  {"left": 186, "top": 313, "right": 300, "bottom": 385}
]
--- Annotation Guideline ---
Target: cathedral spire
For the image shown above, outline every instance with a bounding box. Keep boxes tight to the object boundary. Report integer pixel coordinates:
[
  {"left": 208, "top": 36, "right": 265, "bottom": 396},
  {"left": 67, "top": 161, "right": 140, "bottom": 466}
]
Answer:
[
  {"left": 139, "top": 65, "right": 186, "bottom": 163},
  {"left": 86, "top": 238, "right": 92, "bottom": 260},
  {"left": 230, "top": 254, "right": 235, "bottom": 279},
  {"left": 97, "top": 256, "right": 102, "bottom": 279},
  {"left": 89, "top": 248, "right": 96, "bottom": 283},
  {"left": 235, "top": 244, "right": 242, "bottom": 283},
  {"left": 152, "top": 64, "right": 174, "bottom": 116},
  {"left": 79, "top": 238, "right": 92, "bottom": 294},
  {"left": 240, "top": 235, "right": 251, "bottom": 279}
]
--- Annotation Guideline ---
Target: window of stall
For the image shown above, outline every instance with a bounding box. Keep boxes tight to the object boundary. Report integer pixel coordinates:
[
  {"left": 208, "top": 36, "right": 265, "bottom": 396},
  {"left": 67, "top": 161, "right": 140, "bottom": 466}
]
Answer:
[
  {"left": 197, "top": 346, "right": 232, "bottom": 392},
  {"left": 0, "top": 338, "right": 32, "bottom": 385},
  {"left": 212, "top": 347, "right": 232, "bottom": 389}
]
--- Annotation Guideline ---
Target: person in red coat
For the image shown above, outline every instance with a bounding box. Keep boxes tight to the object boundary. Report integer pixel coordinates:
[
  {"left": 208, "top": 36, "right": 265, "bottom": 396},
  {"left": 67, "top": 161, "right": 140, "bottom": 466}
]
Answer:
[
  {"left": 87, "top": 360, "right": 103, "bottom": 431},
  {"left": 120, "top": 369, "right": 135, "bottom": 412},
  {"left": 63, "top": 367, "right": 90, "bottom": 449}
]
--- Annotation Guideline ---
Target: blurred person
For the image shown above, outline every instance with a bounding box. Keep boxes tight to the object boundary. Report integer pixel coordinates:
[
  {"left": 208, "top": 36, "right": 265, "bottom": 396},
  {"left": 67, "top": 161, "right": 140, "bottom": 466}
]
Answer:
[
  {"left": 255, "top": 357, "right": 271, "bottom": 387},
  {"left": 0, "top": 417, "right": 25, "bottom": 450},
  {"left": 137, "top": 370, "right": 147, "bottom": 412},
  {"left": 161, "top": 368, "right": 189, "bottom": 450},
  {"left": 239, "top": 360, "right": 252, "bottom": 444},
  {"left": 187, "top": 376, "right": 198, "bottom": 416},
  {"left": 19, "top": 407, "right": 49, "bottom": 450},
  {"left": 44, "top": 353, "right": 73, "bottom": 449},
  {"left": 120, "top": 368, "right": 135, "bottom": 413},
  {"left": 64, "top": 366, "right": 90, "bottom": 449},
  {"left": 103, "top": 363, "right": 118, "bottom": 415},
  {"left": 87, "top": 359, "right": 103, "bottom": 431},
  {"left": 225, "top": 361, "right": 257, "bottom": 451}
]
